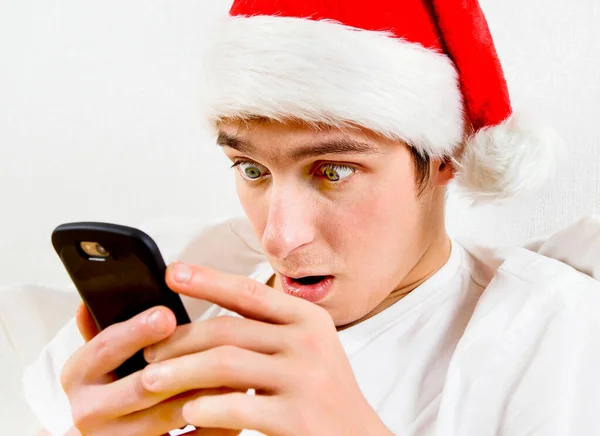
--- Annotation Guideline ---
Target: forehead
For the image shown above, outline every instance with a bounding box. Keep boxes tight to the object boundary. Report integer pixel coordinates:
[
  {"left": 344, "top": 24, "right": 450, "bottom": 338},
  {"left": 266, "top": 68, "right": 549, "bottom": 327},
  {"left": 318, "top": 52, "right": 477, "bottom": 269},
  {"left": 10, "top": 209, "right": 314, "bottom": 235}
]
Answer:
[{"left": 219, "top": 118, "right": 343, "bottom": 143}]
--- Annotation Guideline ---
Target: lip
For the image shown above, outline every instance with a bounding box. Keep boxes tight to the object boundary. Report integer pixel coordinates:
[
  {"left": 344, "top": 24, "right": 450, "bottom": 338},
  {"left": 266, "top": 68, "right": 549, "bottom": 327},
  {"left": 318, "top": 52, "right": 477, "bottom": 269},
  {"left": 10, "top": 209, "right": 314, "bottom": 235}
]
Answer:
[
  {"left": 280, "top": 271, "right": 330, "bottom": 280},
  {"left": 280, "top": 275, "right": 334, "bottom": 303}
]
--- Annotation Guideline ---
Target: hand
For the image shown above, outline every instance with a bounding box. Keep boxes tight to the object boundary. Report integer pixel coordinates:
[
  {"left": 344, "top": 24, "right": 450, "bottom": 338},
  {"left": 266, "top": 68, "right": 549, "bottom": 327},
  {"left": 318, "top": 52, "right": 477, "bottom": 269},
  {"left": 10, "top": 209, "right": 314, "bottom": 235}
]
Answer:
[
  {"left": 140, "top": 263, "right": 392, "bottom": 436},
  {"left": 61, "top": 303, "right": 238, "bottom": 435}
]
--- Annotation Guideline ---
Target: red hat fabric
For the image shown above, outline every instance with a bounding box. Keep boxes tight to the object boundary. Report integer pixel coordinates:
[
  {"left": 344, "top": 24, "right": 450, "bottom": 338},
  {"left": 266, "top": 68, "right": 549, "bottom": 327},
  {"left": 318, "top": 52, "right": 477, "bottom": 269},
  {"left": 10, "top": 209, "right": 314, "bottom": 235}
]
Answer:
[{"left": 201, "top": 0, "right": 564, "bottom": 202}]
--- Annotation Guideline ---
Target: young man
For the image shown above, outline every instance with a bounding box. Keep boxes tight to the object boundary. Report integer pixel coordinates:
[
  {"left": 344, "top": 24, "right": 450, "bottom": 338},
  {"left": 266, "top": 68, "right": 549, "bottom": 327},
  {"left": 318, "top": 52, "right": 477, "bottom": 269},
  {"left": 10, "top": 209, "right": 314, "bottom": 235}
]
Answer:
[{"left": 24, "top": 1, "right": 600, "bottom": 435}]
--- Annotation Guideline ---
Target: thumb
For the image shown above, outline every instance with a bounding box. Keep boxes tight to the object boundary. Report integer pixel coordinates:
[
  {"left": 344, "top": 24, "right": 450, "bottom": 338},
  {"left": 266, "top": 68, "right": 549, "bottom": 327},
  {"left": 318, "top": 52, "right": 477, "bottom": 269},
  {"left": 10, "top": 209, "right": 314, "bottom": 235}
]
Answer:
[{"left": 75, "top": 302, "right": 99, "bottom": 342}]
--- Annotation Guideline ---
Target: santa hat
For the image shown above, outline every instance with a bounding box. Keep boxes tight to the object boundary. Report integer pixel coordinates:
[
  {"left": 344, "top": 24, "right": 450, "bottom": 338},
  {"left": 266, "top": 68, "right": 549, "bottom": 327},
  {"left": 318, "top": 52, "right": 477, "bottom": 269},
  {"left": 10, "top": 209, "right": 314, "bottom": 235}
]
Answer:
[{"left": 201, "top": 0, "right": 564, "bottom": 202}]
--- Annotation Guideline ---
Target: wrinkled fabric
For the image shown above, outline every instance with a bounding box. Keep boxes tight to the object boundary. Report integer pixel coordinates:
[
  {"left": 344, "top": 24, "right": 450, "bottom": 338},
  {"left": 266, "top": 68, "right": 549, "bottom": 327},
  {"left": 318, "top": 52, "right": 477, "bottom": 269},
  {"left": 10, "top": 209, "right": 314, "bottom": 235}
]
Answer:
[{"left": 18, "top": 215, "right": 600, "bottom": 435}]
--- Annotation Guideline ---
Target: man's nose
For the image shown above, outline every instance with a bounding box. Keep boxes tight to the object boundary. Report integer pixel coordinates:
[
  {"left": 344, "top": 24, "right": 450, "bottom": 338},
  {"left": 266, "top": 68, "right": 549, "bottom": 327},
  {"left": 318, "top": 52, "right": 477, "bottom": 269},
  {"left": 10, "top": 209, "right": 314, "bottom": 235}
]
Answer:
[{"left": 261, "top": 184, "right": 316, "bottom": 261}]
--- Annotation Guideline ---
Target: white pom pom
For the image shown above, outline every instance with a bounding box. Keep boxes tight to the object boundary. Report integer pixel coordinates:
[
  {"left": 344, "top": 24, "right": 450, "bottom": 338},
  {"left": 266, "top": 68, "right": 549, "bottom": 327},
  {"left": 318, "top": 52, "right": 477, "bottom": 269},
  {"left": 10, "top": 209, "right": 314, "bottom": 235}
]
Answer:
[{"left": 454, "top": 113, "right": 566, "bottom": 203}]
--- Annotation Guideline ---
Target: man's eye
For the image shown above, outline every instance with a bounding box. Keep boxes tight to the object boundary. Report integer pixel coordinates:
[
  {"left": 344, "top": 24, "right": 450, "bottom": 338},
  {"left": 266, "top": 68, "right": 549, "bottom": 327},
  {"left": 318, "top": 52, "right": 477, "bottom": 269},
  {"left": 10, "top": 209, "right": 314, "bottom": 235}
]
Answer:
[
  {"left": 235, "top": 161, "right": 269, "bottom": 180},
  {"left": 318, "top": 164, "right": 355, "bottom": 182}
]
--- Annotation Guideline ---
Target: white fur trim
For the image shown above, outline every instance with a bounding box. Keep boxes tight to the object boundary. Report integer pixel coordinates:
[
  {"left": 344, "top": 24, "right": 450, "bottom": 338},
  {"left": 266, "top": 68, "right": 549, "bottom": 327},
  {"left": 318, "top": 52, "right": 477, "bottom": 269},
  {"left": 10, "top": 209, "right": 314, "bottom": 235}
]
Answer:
[
  {"left": 201, "top": 15, "right": 464, "bottom": 157},
  {"left": 454, "top": 113, "right": 566, "bottom": 202}
]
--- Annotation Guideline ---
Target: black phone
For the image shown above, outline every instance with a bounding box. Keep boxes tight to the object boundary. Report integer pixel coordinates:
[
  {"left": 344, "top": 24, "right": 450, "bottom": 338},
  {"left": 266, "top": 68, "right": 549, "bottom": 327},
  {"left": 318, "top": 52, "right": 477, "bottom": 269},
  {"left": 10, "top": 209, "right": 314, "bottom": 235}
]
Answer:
[{"left": 51, "top": 222, "right": 191, "bottom": 378}]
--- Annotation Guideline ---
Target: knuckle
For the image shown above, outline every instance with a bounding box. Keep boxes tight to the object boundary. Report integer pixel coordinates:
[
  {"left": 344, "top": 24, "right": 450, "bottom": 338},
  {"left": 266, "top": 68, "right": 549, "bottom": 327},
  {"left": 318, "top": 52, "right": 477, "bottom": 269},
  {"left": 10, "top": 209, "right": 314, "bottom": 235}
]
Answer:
[
  {"left": 213, "top": 345, "right": 240, "bottom": 376},
  {"left": 297, "top": 331, "right": 326, "bottom": 355},
  {"left": 301, "top": 305, "right": 335, "bottom": 332},
  {"left": 220, "top": 315, "right": 241, "bottom": 337},
  {"left": 312, "top": 305, "right": 334, "bottom": 327},
  {"left": 70, "top": 405, "right": 86, "bottom": 429},
  {"left": 60, "top": 346, "right": 87, "bottom": 393},
  {"left": 294, "top": 298, "right": 332, "bottom": 327},
  {"left": 60, "top": 358, "right": 77, "bottom": 393},
  {"left": 240, "top": 278, "right": 264, "bottom": 300},
  {"left": 207, "top": 316, "right": 234, "bottom": 343},
  {"left": 70, "top": 399, "right": 99, "bottom": 431},
  {"left": 93, "top": 335, "right": 114, "bottom": 361},
  {"left": 131, "top": 372, "right": 152, "bottom": 401},
  {"left": 203, "top": 318, "right": 232, "bottom": 350}
]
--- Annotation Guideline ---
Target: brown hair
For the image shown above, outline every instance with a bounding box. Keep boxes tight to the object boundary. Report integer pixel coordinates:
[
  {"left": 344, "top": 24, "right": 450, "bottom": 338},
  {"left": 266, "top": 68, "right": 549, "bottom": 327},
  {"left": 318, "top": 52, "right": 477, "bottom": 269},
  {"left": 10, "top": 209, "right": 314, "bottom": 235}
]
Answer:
[{"left": 409, "top": 146, "right": 432, "bottom": 196}]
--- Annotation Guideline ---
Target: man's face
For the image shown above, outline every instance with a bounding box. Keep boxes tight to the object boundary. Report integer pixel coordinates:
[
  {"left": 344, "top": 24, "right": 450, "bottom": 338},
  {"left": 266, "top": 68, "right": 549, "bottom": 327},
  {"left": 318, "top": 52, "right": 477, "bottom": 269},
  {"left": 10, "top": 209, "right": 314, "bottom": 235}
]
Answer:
[{"left": 219, "top": 119, "right": 450, "bottom": 326}]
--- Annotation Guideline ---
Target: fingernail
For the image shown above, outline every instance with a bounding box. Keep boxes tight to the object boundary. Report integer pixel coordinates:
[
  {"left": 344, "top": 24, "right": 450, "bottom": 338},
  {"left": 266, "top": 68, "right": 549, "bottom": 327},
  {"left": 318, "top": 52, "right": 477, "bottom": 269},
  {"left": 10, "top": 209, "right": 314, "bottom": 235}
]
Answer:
[
  {"left": 147, "top": 310, "right": 168, "bottom": 333},
  {"left": 172, "top": 264, "right": 192, "bottom": 284}
]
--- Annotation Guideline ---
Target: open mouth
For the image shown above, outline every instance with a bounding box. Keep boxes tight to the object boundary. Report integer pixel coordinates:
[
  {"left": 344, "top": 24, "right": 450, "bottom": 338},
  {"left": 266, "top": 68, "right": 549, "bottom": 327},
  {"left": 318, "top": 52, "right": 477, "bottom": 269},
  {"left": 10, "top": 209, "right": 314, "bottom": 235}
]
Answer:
[
  {"left": 291, "top": 275, "right": 329, "bottom": 286},
  {"left": 281, "top": 274, "right": 334, "bottom": 303}
]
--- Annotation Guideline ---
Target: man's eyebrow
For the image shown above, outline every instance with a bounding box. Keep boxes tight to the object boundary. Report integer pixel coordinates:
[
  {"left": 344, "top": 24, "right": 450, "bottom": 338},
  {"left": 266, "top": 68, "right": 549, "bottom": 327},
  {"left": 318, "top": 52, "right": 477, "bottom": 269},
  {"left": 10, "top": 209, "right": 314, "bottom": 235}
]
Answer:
[
  {"left": 289, "top": 138, "right": 383, "bottom": 160},
  {"left": 217, "top": 131, "right": 383, "bottom": 160},
  {"left": 217, "top": 131, "right": 254, "bottom": 154}
]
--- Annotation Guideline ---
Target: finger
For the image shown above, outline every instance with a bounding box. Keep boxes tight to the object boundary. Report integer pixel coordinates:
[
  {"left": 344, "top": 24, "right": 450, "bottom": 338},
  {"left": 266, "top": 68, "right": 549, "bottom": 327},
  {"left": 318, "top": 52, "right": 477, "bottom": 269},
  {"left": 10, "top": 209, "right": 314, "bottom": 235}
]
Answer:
[
  {"left": 62, "top": 306, "right": 177, "bottom": 389},
  {"left": 142, "top": 346, "right": 281, "bottom": 395},
  {"left": 166, "top": 263, "right": 313, "bottom": 325},
  {"left": 114, "top": 388, "right": 238, "bottom": 436},
  {"left": 75, "top": 302, "right": 99, "bottom": 342},
  {"left": 145, "top": 316, "right": 285, "bottom": 363},
  {"left": 73, "top": 372, "right": 174, "bottom": 420},
  {"left": 182, "top": 392, "right": 288, "bottom": 436},
  {"left": 101, "top": 390, "right": 196, "bottom": 436}
]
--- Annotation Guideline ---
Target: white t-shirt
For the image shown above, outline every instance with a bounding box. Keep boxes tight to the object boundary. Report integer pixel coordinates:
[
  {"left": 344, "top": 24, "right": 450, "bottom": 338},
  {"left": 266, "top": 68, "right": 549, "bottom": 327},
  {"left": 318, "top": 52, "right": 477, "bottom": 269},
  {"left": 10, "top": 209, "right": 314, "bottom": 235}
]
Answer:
[{"left": 22, "top": 216, "right": 600, "bottom": 436}]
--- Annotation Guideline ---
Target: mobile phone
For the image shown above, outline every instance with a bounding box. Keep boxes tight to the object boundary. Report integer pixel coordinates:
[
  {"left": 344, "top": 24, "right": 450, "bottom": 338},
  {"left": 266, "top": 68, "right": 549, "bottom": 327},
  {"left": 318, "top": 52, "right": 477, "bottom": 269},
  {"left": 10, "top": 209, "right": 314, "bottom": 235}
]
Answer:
[{"left": 51, "top": 222, "right": 191, "bottom": 378}]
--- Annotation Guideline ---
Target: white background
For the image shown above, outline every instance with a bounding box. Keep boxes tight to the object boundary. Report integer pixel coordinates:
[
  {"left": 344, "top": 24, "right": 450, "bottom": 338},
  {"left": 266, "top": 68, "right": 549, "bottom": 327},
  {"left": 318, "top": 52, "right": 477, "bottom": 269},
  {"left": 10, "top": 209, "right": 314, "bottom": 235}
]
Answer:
[
  {"left": 1, "top": 0, "right": 599, "bottom": 288},
  {"left": 0, "top": 1, "right": 599, "bottom": 435}
]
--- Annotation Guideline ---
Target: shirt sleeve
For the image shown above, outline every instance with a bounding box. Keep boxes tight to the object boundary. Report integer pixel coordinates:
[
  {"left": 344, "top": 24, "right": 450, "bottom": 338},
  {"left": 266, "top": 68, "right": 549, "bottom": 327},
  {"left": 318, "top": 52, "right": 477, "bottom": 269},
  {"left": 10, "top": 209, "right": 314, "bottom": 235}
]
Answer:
[{"left": 22, "top": 317, "right": 83, "bottom": 436}]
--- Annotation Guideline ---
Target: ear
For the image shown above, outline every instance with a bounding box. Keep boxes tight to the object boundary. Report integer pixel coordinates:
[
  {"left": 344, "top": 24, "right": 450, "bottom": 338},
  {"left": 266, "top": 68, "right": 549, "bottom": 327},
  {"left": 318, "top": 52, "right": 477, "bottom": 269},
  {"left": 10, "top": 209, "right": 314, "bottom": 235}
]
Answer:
[{"left": 432, "top": 157, "right": 456, "bottom": 187}]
